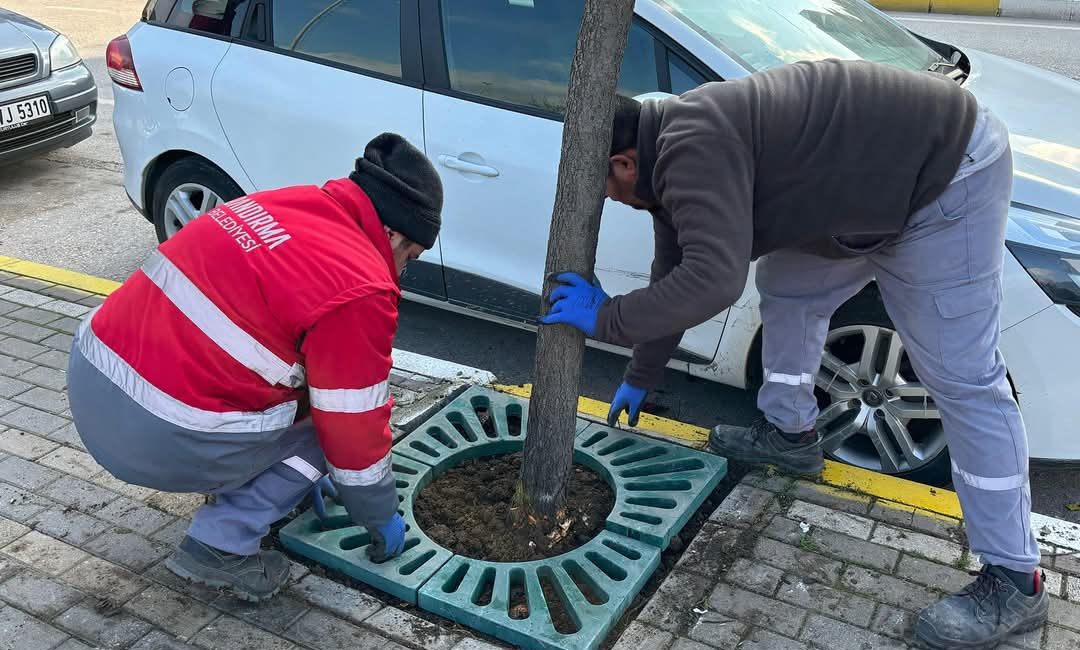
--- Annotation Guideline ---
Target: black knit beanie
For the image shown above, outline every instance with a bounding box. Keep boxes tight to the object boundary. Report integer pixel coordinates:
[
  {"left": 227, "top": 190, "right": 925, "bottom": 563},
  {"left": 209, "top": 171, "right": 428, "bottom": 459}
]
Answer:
[{"left": 349, "top": 133, "right": 443, "bottom": 249}]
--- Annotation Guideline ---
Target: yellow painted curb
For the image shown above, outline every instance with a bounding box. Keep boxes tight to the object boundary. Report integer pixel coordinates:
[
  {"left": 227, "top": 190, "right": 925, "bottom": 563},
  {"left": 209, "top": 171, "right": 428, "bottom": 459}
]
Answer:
[
  {"left": 868, "top": 0, "right": 999, "bottom": 14},
  {"left": 494, "top": 382, "right": 964, "bottom": 520},
  {"left": 0, "top": 256, "right": 120, "bottom": 296}
]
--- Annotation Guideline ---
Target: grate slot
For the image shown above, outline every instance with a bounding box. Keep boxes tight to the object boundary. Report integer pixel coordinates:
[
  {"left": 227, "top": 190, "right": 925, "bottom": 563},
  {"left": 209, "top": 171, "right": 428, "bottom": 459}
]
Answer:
[
  {"left": 624, "top": 479, "right": 693, "bottom": 492},
  {"left": 625, "top": 497, "right": 678, "bottom": 510},
  {"left": 619, "top": 458, "right": 706, "bottom": 478},
  {"left": 447, "top": 412, "right": 478, "bottom": 442},
  {"left": 442, "top": 562, "right": 470, "bottom": 594},
  {"left": 427, "top": 426, "right": 458, "bottom": 449},
  {"left": 610, "top": 446, "right": 669, "bottom": 466},
  {"left": 563, "top": 560, "right": 608, "bottom": 605},
  {"left": 538, "top": 567, "right": 579, "bottom": 634}
]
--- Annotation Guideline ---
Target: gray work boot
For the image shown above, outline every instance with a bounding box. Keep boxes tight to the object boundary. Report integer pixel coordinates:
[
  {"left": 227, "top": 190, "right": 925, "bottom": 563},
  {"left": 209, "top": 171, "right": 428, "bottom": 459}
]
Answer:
[
  {"left": 707, "top": 417, "right": 824, "bottom": 475},
  {"left": 914, "top": 566, "right": 1048, "bottom": 650},
  {"left": 165, "top": 536, "right": 290, "bottom": 602}
]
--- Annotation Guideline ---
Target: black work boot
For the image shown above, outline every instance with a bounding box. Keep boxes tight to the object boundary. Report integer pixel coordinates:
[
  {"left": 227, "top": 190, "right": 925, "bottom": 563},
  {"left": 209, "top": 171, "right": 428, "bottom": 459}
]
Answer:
[
  {"left": 707, "top": 417, "right": 824, "bottom": 475},
  {"left": 914, "top": 565, "right": 1049, "bottom": 650},
  {"left": 165, "top": 536, "right": 290, "bottom": 602}
]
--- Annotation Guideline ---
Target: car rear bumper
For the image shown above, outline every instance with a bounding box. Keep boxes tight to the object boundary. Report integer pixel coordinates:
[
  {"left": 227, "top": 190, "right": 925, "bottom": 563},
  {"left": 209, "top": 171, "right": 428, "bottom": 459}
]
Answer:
[{"left": 0, "top": 62, "right": 97, "bottom": 165}]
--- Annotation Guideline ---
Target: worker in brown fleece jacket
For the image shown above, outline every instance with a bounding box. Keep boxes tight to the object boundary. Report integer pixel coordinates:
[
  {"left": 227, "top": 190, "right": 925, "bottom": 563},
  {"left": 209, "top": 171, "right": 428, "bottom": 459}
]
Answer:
[{"left": 541, "top": 59, "right": 1045, "bottom": 650}]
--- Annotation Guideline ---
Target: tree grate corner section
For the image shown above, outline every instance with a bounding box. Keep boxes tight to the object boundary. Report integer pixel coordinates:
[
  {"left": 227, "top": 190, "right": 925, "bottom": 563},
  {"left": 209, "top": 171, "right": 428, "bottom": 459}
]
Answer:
[{"left": 279, "top": 386, "right": 728, "bottom": 650}]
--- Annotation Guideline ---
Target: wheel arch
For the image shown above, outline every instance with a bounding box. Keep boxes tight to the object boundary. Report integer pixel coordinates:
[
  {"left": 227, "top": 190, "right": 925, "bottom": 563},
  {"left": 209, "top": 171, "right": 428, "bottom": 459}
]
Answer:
[{"left": 142, "top": 150, "right": 247, "bottom": 223}]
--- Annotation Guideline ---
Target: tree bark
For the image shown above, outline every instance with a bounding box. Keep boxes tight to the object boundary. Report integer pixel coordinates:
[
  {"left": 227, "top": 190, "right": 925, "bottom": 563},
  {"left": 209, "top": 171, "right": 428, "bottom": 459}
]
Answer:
[{"left": 518, "top": 0, "right": 635, "bottom": 520}]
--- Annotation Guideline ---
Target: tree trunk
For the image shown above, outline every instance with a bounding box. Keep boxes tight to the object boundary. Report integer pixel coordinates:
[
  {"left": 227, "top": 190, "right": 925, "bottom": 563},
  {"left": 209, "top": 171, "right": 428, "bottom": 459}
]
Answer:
[{"left": 518, "top": 0, "right": 635, "bottom": 521}]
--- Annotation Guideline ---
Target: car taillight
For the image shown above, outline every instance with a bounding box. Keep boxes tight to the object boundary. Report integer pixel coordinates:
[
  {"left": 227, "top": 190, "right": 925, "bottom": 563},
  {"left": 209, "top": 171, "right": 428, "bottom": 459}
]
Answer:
[{"left": 106, "top": 35, "right": 142, "bottom": 91}]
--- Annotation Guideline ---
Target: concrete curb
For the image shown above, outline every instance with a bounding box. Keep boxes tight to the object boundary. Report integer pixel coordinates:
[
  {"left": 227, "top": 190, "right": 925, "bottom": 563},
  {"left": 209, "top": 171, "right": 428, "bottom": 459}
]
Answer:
[{"left": 872, "top": 0, "right": 1080, "bottom": 20}]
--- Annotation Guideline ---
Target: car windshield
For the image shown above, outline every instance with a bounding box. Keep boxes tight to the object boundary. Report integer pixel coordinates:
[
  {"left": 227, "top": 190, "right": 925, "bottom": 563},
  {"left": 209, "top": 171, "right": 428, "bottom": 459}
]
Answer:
[{"left": 657, "top": 0, "right": 944, "bottom": 73}]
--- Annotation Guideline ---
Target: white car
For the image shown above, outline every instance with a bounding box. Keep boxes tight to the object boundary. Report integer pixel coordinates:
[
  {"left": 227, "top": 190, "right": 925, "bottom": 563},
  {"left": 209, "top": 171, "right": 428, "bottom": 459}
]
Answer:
[{"left": 111, "top": 0, "right": 1080, "bottom": 485}]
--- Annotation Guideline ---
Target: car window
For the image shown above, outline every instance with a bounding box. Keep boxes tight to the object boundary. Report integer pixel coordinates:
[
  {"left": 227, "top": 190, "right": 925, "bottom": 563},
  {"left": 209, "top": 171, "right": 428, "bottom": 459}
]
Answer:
[
  {"left": 166, "top": 0, "right": 251, "bottom": 36},
  {"left": 670, "top": 51, "right": 706, "bottom": 94},
  {"left": 272, "top": 0, "right": 402, "bottom": 78},
  {"left": 143, "top": 0, "right": 178, "bottom": 22},
  {"left": 440, "top": 1, "right": 661, "bottom": 114}
]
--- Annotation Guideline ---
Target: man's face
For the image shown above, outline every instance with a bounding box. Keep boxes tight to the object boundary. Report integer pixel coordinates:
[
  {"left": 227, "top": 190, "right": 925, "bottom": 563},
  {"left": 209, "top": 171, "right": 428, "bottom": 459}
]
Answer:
[
  {"left": 606, "top": 150, "right": 651, "bottom": 210},
  {"left": 387, "top": 229, "right": 425, "bottom": 277}
]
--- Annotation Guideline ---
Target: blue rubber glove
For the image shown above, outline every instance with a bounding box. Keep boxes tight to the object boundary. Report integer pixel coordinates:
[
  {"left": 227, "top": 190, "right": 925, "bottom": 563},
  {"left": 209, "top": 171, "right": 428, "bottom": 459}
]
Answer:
[
  {"left": 311, "top": 475, "right": 338, "bottom": 521},
  {"left": 538, "top": 272, "right": 610, "bottom": 337},
  {"left": 608, "top": 382, "right": 647, "bottom": 427},
  {"left": 366, "top": 513, "right": 406, "bottom": 563}
]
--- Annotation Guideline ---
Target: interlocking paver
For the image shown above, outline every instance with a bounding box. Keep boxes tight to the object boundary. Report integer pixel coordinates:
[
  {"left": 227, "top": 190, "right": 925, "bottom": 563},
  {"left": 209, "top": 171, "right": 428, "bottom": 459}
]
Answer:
[
  {"left": 0, "top": 321, "right": 54, "bottom": 343},
  {"left": 1046, "top": 625, "right": 1080, "bottom": 649},
  {"left": 869, "top": 500, "right": 917, "bottom": 527},
  {"left": 143, "top": 561, "right": 224, "bottom": 603},
  {"left": 611, "top": 622, "right": 675, "bottom": 650},
  {"left": 5, "top": 307, "right": 60, "bottom": 326},
  {"left": 39, "top": 301, "right": 90, "bottom": 318},
  {"left": 0, "top": 406, "right": 67, "bottom": 435},
  {"left": 709, "top": 582, "right": 807, "bottom": 637},
  {"left": 0, "top": 604, "right": 70, "bottom": 650},
  {"left": 48, "top": 318, "right": 81, "bottom": 336},
  {"left": 708, "top": 484, "right": 777, "bottom": 528},
  {"left": 738, "top": 628, "right": 809, "bottom": 650},
  {"left": 40, "top": 286, "right": 93, "bottom": 303},
  {"left": 675, "top": 524, "right": 750, "bottom": 578},
  {"left": 192, "top": 616, "right": 299, "bottom": 650},
  {"left": 800, "top": 614, "right": 906, "bottom": 650},
  {"left": 34, "top": 350, "right": 70, "bottom": 371},
  {"left": 451, "top": 637, "right": 506, "bottom": 650},
  {"left": 0, "top": 455, "right": 63, "bottom": 490},
  {"left": 0, "top": 377, "right": 31, "bottom": 399},
  {"left": 638, "top": 570, "right": 716, "bottom": 634},
  {"left": 0, "top": 354, "right": 34, "bottom": 377},
  {"left": 17, "top": 364, "right": 66, "bottom": 388},
  {"left": 670, "top": 639, "right": 713, "bottom": 650},
  {"left": 1045, "top": 569, "right": 1064, "bottom": 598},
  {"left": 144, "top": 493, "right": 204, "bottom": 518},
  {"left": 40, "top": 475, "right": 118, "bottom": 512},
  {"left": 46, "top": 423, "right": 86, "bottom": 451},
  {"left": 27, "top": 507, "right": 110, "bottom": 545},
  {"left": 751, "top": 537, "right": 843, "bottom": 586},
  {"left": 84, "top": 528, "right": 170, "bottom": 572},
  {"left": 2, "top": 279, "right": 53, "bottom": 293},
  {"left": 810, "top": 526, "right": 901, "bottom": 572},
  {"left": 0, "top": 482, "right": 52, "bottom": 522},
  {"left": 0, "top": 429, "right": 58, "bottom": 459},
  {"left": 61, "top": 556, "right": 149, "bottom": 603},
  {"left": 687, "top": 611, "right": 747, "bottom": 649},
  {"left": 896, "top": 554, "right": 974, "bottom": 593},
  {"left": 365, "top": 607, "right": 461, "bottom": 650},
  {"left": 2, "top": 530, "right": 89, "bottom": 575},
  {"left": 151, "top": 519, "right": 190, "bottom": 546},
  {"left": 762, "top": 515, "right": 804, "bottom": 545},
  {"left": 130, "top": 630, "right": 200, "bottom": 650},
  {"left": 211, "top": 592, "right": 308, "bottom": 634},
  {"left": 55, "top": 600, "right": 154, "bottom": 648},
  {"left": 724, "top": 558, "right": 783, "bottom": 596},
  {"left": 125, "top": 584, "right": 220, "bottom": 639},
  {"left": 871, "top": 524, "right": 966, "bottom": 566},
  {"left": 775, "top": 574, "right": 877, "bottom": 627},
  {"left": 1050, "top": 597, "right": 1080, "bottom": 632},
  {"left": 92, "top": 497, "right": 173, "bottom": 536},
  {"left": 871, "top": 605, "right": 916, "bottom": 642},
  {"left": 786, "top": 500, "right": 874, "bottom": 540},
  {"left": 0, "top": 338, "right": 47, "bottom": 361},
  {"left": 77, "top": 296, "right": 105, "bottom": 308},
  {"left": 0, "top": 566, "right": 85, "bottom": 617},
  {"left": 55, "top": 639, "right": 94, "bottom": 650},
  {"left": 289, "top": 574, "right": 382, "bottom": 625},
  {"left": 0, "top": 300, "right": 18, "bottom": 317},
  {"left": 910, "top": 509, "right": 964, "bottom": 541},
  {"left": 90, "top": 473, "right": 157, "bottom": 501},
  {"left": 789, "top": 482, "right": 872, "bottom": 516},
  {"left": 0, "top": 518, "right": 29, "bottom": 547},
  {"left": 41, "top": 333, "right": 74, "bottom": 352},
  {"left": 38, "top": 447, "right": 103, "bottom": 481},
  {"left": 840, "top": 566, "right": 940, "bottom": 612},
  {"left": 14, "top": 387, "right": 68, "bottom": 414}
]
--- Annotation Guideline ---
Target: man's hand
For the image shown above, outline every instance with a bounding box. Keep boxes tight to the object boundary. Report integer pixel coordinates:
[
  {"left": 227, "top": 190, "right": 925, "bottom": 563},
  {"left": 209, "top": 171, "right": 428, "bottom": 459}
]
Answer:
[
  {"left": 539, "top": 272, "right": 610, "bottom": 337},
  {"left": 608, "top": 382, "right": 647, "bottom": 427},
  {"left": 366, "top": 513, "right": 406, "bottom": 563},
  {"left": 311, "top": 475, "right": 338, "bottom": 521}
]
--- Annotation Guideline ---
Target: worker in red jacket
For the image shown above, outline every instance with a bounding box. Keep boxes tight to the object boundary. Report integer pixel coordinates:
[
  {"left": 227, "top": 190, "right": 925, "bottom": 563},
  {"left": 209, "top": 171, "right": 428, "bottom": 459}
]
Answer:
[{"left": 67, "top": 133, "right": 442, "bottom": 602}]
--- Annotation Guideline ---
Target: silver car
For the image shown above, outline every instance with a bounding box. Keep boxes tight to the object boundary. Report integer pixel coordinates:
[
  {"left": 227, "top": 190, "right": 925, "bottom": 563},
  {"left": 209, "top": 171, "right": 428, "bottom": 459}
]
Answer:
[{"left": 0, "top": 8, "right": 97, "bottom": 165}]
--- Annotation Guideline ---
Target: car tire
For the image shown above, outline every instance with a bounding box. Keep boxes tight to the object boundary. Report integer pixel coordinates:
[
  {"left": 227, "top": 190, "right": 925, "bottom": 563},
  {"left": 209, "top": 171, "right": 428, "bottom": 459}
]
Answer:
[
  {"left": 151, "top": 157, "right": 244, "bottom": 243},
  {"left": 815, "top": 289, "right": 954, "bottom": 487}
]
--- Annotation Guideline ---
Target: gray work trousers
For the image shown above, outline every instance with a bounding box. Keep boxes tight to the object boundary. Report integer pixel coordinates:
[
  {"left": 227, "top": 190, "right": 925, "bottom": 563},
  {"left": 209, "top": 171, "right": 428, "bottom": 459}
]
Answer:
[
  {"left": 67, "top": 337, "right": 326, "bottom": 556},
  {"left": 756, "top": 126, "right": 1038, "bottom": 572}
]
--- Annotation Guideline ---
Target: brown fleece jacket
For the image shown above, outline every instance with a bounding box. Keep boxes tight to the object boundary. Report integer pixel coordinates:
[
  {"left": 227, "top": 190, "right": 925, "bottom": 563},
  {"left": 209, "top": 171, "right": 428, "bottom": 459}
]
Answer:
[{"left": 593, "top": 59, "right": 978, "bottom": 389}]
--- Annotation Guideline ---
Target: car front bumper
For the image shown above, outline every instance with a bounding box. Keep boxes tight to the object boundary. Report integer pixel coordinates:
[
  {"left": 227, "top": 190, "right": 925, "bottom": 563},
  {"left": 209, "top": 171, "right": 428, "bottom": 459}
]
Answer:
[{"left": 0, "top": 61, "right": 97, "bottom": 166}]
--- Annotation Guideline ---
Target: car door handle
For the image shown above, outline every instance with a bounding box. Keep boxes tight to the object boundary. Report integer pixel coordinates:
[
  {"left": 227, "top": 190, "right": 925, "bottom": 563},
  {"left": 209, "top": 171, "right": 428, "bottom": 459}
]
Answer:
[{"left": 438, "top": 155, "right": 499, "bottom": 178}]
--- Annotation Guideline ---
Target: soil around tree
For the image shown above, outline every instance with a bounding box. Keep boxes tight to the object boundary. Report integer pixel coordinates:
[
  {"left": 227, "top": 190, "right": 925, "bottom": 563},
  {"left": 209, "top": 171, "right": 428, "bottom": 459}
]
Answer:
[{"left": 413, "top": 452, "right": 614, "bottom": 562}]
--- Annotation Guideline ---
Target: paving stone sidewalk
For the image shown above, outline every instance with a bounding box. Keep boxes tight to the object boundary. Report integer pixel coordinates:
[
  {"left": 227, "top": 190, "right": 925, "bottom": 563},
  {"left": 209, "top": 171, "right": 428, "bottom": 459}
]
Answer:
[{"left": 2, "top": 271, "right": 1080, "bottom": 650}]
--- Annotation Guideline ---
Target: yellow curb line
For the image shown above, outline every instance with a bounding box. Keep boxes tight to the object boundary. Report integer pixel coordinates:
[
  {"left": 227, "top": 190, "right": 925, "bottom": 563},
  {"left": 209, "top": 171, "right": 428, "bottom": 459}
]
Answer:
[
  {"left": 0, "top": 256, "right": 120, "bottom": 296},
  {"left": 868, "top": 0, "right": 999, "bottom": 15},
  {"left": 0, "top": 256, "right": 965, "bottom": 519},
  {"left": 495, "top": 382, "right": 964, "bottom": 520}
]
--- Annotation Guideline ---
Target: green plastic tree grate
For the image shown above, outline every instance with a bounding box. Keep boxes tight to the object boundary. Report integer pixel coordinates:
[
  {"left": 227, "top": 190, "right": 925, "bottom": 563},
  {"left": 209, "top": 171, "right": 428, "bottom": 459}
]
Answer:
[
  {"left": 575, "top": 424, "right": 728, "bottom": 548},
  {"left": 278, "top": 453, "right": 452, "bottom": 604},
  {"left": 279, "top": 386, "right": 728, "bottom": 649},
  {"left": 418, "top": 531, "right": 660, "bottom": 650}
]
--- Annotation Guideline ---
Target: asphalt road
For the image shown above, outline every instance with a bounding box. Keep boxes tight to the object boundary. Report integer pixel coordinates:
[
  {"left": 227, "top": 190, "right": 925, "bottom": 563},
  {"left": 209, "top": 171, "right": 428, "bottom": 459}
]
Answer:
[{"left": 0, "top": 7, "right": 1076, "bottom": 518}]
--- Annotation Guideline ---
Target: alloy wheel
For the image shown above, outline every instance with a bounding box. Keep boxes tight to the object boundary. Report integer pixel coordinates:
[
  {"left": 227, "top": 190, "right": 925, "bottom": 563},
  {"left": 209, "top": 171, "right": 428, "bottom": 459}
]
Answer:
[
  {"left": 162, "top": 183, "right": 222, "bottom": 238},
  {"left": 814, "top": 325, "right": 946, "bottom": 474}
]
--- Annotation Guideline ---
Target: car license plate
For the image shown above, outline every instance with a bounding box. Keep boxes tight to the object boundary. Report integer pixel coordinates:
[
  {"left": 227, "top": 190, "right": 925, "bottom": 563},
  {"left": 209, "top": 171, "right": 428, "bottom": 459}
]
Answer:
[{"left": 0, "top": 95, "right": 51, "bottom": 133}]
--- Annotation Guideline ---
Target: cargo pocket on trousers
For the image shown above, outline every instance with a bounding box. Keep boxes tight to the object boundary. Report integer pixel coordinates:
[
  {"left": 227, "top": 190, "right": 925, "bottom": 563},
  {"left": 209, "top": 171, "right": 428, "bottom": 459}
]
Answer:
[{"left": 933, "top": 277, "right": 1002, "bottom": 381}]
